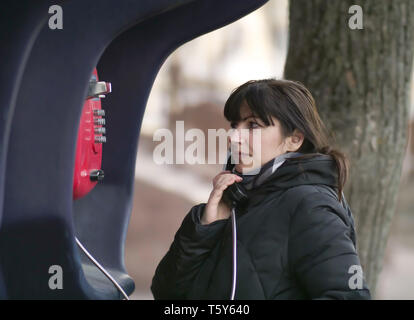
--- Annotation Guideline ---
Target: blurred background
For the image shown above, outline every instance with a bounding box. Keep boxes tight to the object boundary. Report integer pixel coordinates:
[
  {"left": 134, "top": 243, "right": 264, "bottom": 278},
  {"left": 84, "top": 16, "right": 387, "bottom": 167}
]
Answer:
[{"left": 124, "top": 0, "right": 414, "bottom": 299}]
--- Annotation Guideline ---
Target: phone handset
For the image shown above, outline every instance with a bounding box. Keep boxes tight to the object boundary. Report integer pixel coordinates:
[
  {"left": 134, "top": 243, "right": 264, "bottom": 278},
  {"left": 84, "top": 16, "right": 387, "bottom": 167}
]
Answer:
[
  {"left": 222, "top": 154, "right": 249, "bottom": 208},
  {"left": 222, "top": 152, "right": 248, "bottom": 301}
]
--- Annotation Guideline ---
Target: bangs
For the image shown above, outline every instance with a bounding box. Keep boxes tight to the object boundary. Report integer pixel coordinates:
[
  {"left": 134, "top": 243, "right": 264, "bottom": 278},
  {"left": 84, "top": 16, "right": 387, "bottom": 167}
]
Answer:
[{"left": 223, "top": 80, "right": 280, "bottom": 127}]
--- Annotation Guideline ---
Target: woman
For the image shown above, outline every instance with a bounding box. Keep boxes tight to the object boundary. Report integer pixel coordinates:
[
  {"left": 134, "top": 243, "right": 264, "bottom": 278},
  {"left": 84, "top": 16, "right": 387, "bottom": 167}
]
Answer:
[{"left": 151, "top": 79, "right": 371, "bottom": 300}]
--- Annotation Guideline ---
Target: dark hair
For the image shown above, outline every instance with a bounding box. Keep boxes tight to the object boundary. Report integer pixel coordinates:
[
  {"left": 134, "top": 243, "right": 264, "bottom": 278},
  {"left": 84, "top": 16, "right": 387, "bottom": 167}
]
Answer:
[{"left": 223, "top": 78, "right": 349, "bottom": 202}]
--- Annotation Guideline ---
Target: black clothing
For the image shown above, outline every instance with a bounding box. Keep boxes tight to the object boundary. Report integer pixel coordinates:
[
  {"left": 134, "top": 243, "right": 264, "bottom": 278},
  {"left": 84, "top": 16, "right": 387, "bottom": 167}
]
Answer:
[{"left": 151, "top": 154, "right": 371, "bottom": 299}]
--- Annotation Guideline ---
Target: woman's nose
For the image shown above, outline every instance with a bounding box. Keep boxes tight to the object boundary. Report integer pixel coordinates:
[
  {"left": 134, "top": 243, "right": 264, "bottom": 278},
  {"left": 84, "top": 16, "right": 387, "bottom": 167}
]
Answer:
[{"left": 228, "top": 128, "right": 243, "bottom": 144}]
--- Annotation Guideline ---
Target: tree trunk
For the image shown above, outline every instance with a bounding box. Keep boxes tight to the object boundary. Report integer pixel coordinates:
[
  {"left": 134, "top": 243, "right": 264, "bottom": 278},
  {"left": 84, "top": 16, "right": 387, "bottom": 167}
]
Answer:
[{"left": 284, "top": 0, "right": 414, "bottom": 297}]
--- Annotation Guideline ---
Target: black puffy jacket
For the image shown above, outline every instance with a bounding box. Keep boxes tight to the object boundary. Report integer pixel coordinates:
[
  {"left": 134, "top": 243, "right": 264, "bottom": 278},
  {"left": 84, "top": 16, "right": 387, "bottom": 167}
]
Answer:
[{"left": 151, "top": 154, "right": 371, "bottom": 299}]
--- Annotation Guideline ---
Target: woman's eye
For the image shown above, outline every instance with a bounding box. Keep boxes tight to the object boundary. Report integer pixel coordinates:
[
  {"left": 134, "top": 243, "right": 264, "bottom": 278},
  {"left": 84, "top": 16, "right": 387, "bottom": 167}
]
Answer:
[{"left": 249, "top": 122, "right": 259, "bottom": 129}]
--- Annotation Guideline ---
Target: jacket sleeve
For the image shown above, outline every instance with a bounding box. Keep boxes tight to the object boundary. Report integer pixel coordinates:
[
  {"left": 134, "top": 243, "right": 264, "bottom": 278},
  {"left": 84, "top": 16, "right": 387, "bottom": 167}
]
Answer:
[
  {"left": 288, "top": 191, "right": 371, "bottom": 300},
  {"left": 151, "top": 203, "right": 228, "bottom": 299}
]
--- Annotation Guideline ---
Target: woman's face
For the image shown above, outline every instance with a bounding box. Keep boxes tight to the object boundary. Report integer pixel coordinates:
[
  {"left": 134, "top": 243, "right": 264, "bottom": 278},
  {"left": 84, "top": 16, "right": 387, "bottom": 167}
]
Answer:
[{"left": 228, "top": 102, "right": 302, "bottom": 174}]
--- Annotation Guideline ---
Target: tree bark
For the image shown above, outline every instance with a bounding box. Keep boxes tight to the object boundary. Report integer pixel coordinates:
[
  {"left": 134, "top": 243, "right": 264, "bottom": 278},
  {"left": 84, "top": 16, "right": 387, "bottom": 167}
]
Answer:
[{"left": 284, "top": 0, "right": 414, "bottom": 297}]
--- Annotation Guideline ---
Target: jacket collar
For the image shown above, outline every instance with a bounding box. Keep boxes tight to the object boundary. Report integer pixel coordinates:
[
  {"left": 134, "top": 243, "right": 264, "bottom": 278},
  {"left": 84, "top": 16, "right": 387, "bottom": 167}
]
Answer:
[
  {"left": 231, "top": 152, "right": 305, "bottom": 191},
  {"left": 237, "top": 153, "right": 339, "bottom": 211}
]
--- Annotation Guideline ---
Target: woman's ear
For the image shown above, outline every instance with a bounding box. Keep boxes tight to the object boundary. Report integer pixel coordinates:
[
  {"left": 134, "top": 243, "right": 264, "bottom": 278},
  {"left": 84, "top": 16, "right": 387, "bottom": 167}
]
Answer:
[{"left": 286, "top": 129, "right": 304, "bottom": 152}]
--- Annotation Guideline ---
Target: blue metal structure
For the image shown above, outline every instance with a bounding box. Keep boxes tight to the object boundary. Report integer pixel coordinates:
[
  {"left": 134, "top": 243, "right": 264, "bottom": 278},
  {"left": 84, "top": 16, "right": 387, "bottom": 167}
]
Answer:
[{"left": 0, "top": 0, "right": 268, "bottom": 299}]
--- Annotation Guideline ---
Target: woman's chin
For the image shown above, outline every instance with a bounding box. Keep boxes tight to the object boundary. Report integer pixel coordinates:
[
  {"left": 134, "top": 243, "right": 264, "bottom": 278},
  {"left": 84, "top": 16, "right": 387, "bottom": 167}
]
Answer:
[{"left": 235, "top": 163, "right": 260, "bottom": 175}]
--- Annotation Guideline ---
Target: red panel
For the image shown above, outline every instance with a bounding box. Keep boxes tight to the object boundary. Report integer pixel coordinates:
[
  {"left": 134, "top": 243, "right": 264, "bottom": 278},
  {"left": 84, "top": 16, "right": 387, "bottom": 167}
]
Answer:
[{"left": 73, "top": 68, "right": 105, "bottom": 200}]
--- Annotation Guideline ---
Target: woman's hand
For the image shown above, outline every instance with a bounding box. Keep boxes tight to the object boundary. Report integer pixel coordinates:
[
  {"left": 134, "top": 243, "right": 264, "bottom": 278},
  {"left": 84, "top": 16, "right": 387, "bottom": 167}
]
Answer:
[{"left": 200, "top": 171, "right": 243, "bottom": 225}]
